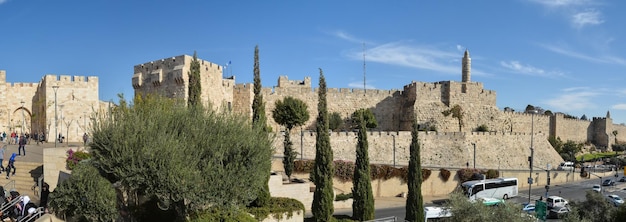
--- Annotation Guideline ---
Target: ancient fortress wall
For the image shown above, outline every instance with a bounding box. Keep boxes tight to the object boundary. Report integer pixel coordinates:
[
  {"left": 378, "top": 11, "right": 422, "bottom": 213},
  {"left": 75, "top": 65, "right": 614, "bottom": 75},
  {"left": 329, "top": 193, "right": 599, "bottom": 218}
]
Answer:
[
  {"left": 551, "top": 114, "right": 592, "bottom": 143},
  {"left": 258, "top": 76, "right": 401, "bottom": 132},
  {"left": 273, "top": 131, "right": 563, "bottom": 171},
  {"left": 132, "top": 55, "right": 233, "bottom": 112},
  {"left": 0, "top": 71, "right": 100, "bottom": 142},
  {"left": 37, "top": 75, "right": 99, "bottom": 143}
]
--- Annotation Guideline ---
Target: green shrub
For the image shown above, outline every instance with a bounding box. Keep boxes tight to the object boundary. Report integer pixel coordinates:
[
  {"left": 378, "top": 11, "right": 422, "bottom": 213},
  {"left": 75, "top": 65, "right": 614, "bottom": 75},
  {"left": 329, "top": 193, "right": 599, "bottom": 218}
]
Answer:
[
  {"left": 65, "top": 149, "right": 92, "bottom": 170},
  {"left": 485, "top": 169, "right": 499, "bottom": 179},
  {"left": 334, "top": 160, "right": 355, "bottom": 182},
  {"left": 439, "top": 168, "right": 451, "bottom": 181},
  {"left": 335, "top": 193, "right": 353, "bottom": 201},
  {"left": 247, "top": 197, "right": 305, "bottom": 221},
  {"left": 475, "top": 124, "right": 489, "bottom": 132},
  {"left": 190, "top": 207, "right": 256, "bottom": 222}
]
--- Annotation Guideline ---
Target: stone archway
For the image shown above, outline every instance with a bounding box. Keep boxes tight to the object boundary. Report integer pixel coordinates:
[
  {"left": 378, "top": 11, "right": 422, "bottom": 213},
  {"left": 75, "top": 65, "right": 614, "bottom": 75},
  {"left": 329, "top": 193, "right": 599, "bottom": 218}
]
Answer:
[{"left": 11, "top": 107, "right": 32, "bottom": 135}]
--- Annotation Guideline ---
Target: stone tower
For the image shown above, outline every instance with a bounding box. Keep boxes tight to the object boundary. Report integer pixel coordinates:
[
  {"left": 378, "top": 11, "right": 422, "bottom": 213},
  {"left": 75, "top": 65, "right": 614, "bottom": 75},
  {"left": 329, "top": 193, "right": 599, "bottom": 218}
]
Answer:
[{"left": 462, "top": 49, "right": 471, "bottom": 82}]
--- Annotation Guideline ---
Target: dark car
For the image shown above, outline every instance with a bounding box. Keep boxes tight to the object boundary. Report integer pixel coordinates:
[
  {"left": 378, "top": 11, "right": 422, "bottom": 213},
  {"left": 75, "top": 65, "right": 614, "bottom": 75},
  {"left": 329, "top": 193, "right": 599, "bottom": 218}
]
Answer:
[
  {"left": 603, "top": 179, "right": 615, "bottom": 186},
  {"left": 619, "top": 176, "right": 626, "bottom": 182}
]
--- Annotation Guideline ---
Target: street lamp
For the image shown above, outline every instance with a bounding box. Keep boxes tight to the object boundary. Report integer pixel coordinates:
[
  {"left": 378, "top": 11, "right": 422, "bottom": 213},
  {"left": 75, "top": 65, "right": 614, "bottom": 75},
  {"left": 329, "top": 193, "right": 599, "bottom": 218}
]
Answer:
[
  {"left": 392, "top": 134, "right": 396, "bottom": 167},
  {"left": 527, "top": 109, "right": 538, "bottom": 204},
  {"left": 20, "top": 101, "right": 25, "bottom": 136},
  {"left": 52, "top": 86, "right": 59, "bottom": 147},
  {"left": 472, "top": 142, "right": 476, "bottom": 169},
  {"left": 300, "top": 127, "right": 304, "bottom": 160}
]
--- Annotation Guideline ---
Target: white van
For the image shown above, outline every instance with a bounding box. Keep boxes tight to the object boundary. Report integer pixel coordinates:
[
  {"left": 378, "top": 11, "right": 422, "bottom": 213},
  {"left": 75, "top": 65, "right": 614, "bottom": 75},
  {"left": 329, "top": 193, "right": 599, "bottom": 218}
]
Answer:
[
  {"left": 557, "top": 162, "right": 574, "bottom": 171},
  {"left": 546, "top": 196, "right": 569, "bottom": 209}
]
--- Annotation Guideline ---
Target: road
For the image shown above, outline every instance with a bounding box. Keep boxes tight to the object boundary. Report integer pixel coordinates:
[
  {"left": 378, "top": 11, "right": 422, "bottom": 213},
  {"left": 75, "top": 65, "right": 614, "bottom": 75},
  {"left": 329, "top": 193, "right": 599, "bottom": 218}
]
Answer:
[{"left": 369, "top": 171, "right": 626, "bottom": 221}]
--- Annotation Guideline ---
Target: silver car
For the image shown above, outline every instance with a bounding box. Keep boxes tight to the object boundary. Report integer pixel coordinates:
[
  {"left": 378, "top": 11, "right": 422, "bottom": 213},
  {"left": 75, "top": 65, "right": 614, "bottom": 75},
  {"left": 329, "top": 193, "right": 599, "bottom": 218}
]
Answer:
[{"left": 607, "top": 194, "right": 624, "bottom": 207}]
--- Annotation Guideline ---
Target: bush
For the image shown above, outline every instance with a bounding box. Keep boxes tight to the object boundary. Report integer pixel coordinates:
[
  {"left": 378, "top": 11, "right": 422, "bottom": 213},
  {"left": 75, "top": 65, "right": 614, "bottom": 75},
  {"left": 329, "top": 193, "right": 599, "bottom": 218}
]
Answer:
[
  {"left": 439, "top": 168, "right": 451, "bottom": 181},
  {"left": 475, "top": 124, "right": 489, "bottom": 132},
  {"left": 65, "top": 149, "right": 91, "bottom": 170},
  {"left": 247, "top": 197, "right": 305, "bottom": 221},
  {"left": 334, "top": 160, "right": 355, "bottom": 182},
  {"left": 191, "top": 207, "right": 256, "bottom": 222},
  {"left": 485, "top": 169, "right": 499, "bottom": 179},
  {"left": 335, "top": 193, "right": 353, "bottom": 201}
]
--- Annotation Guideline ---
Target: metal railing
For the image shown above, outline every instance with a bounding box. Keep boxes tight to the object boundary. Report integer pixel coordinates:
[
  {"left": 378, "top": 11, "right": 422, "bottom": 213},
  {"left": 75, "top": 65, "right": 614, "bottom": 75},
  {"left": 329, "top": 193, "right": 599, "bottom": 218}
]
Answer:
[
  {"left": 3, "top": 180, "right": 16, "bottom": 195},
  {"left": 18, "top": 207, "right": 45, "bottom": 222},
  {"left": 364, "top": 216, "right": 397, "bottom": 222},
  {"left": 1, "top": 195, "right": 23, "bottom": 215}
]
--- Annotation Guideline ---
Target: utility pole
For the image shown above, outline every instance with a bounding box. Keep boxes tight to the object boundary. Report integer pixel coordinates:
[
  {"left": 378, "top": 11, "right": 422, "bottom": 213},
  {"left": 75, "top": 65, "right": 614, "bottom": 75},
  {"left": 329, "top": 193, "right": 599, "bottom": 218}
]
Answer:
[
  {"left": 52, "top": 86, "right": 59, "bottom": 147},
  {"left": 528, "top": 110, "right": 537, "bottom": 204},
  {"left": 545, "top": 164, "right": 551, "bottom": 199},
  {"left": 472, "top": 142, "right": 476, "bottom": 169}
]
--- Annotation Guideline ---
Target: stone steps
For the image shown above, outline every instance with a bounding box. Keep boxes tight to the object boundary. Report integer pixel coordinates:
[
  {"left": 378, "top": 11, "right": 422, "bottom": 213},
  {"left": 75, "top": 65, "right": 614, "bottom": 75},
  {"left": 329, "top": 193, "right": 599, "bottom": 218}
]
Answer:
[{"left": 1, "top": 161, "right": 43, "bottom": 203}]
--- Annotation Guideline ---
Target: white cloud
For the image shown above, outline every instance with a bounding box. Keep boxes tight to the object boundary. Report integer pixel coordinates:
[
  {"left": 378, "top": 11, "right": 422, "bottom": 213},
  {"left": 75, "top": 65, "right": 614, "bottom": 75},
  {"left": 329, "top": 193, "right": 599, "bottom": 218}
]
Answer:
[
  {"left": 612, "top": 104, "right": 626, "bottom": 110},
  {"left": 543, "top": 88, "right": 600, "bottom": 111},
  {"left": 456, "top": 45, "right": 464, "bottom": 52},
  {"left": 347, "top": 81, "right": 376, "bottom": 89},
  {"left": 334, "top": 31, "right": 372, "bottom": 45},
  {"left": 0, "top": 0, "right": 7, "bottom": 4},
  {"left": 500, "top": 61, "right": 565, "bottom": 78},
  {"left": 540, "top": 44, "right": 626, "bottom": 66},
  {"left": 530, "top": 0, "right": 594, "bottom": 7},
  {"left": 530, "top": 0, "right": 604, "bottom": 29},
  {"left": 347, "top": 41, "right": 461, "bottom": 75},
  {"left": 571, "top": 10, "right": 604, "bottom": 28}
]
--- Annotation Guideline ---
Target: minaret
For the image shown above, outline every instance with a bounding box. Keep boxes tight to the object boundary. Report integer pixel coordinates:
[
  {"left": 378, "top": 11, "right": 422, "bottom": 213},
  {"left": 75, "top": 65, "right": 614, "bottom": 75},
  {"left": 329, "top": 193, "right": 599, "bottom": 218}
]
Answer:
[{"left": 462, "top": 49, "right": 471, "bottom": 82}]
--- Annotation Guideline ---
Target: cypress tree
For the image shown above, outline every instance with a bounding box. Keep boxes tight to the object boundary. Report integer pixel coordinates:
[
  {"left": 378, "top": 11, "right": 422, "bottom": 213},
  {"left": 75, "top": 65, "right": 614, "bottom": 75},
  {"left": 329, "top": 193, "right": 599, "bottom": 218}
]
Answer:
[
  {"left": 352, "top": 112, "right": 375, "bottom": 221},
  {"left": 312, "top": 68, "right": 334, "bottom": 221},
  {"left": 187, "top": 51, "right": 201, "bottom": 108},
  {"left": 405, "top": 119, "right": 425, "bottom": 221},
  {"left": 252, "top": 45, "right": 268, "bottom": 131},
  {"left": 251, "top": 45, "right": 271, "bottom": 207}
]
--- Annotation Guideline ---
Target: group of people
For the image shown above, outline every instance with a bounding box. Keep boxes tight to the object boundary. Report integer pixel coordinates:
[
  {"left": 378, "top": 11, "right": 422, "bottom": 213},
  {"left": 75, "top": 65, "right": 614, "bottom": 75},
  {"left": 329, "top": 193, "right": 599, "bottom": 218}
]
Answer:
[
  {"left": 0, "top": 186, "right": 48, "bottom": 221},
  {"left": 1, "top": 132, "right": 47, "bottom": 145},
  {"left": 0, "top": 145, "right": 17, "bottom": 179}
]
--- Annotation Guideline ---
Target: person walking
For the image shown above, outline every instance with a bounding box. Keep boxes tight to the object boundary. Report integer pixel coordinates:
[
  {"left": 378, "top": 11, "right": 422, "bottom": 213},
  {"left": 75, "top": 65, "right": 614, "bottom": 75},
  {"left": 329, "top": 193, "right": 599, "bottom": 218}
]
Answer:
[
  {"left": 0, "top": 144, "right": 5, "bottom": 173},
  {"left": 18, "top": 136, "right": 26, "bottom": 156},
  {"left": 6, "top": 153, "right": 16, "bottom": 179}
]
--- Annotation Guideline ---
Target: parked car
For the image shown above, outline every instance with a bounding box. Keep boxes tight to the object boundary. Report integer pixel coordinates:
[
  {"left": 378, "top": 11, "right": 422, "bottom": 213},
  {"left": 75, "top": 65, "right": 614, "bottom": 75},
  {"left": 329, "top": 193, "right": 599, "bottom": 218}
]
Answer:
[
  {"left": 548, "top": 206, "right": 570, "bottom": 219},
  {"left": 607, "top": 194, "right": 624, "bottom": 207},
  {"left": 602, "top": 179, "right": 615, "bottom": 186},
  {"left": 521, "top": 203, "right": 535, "bottom": 213},
  {"left": 592, "top": 184, "right": 602, "bottom": 193},
  {"left": 619, "top": 176, "right": 626, "bottom": 182},
  {"left": 546, "top": 196, "right": 569, "bottom": 209}
]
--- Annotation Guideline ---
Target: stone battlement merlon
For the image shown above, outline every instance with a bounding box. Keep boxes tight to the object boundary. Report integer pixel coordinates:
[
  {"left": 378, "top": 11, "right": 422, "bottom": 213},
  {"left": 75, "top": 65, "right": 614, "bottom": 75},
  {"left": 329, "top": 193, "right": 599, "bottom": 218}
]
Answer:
[
  {"left": 42, "top": 75, "right": 99, "bottom": 85},
  {"left": 7, "top": 82, "right": 37, "bottom": 87},
  {"left": 277, "top": 76, "right": 311, "bottom": 88},
  {"left": 133, "top": 55, "right": 223, "bottom": 74}
]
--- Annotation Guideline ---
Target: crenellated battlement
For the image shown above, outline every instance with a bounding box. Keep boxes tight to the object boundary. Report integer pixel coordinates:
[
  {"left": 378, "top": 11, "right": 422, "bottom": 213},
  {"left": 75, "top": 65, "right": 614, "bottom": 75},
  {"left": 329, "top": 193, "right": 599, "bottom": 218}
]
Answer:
[{"left": 42, "top": 75, "right": 99, "bottom": 86}]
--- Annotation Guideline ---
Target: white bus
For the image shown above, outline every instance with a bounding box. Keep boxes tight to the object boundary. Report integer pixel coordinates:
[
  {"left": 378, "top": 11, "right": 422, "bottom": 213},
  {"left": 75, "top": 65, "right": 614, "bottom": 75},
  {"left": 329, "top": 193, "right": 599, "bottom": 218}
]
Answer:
[{"left": 461, "top": 177, "right": 518, "bottom": 201}]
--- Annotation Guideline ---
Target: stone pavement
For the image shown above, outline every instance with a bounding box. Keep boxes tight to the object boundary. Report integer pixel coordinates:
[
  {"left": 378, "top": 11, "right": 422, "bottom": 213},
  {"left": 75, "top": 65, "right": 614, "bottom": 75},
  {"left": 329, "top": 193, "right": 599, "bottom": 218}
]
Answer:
[
  {"left": 1, "top": 140, "right": 85, "bottom": 164},
  {"left": 372, "top": 194, "right": 450, "bottom": 209}
]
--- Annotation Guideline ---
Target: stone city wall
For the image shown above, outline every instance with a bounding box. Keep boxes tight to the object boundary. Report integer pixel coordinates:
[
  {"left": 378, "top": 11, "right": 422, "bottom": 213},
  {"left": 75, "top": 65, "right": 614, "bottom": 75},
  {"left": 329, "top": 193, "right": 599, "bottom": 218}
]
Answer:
[
  {"left": 275, "top": 161, "right": 615, "bottom": 198},
  {"left": 273, "top": 131, "right": 564, "bottom": 171},
  {"left": 551, "top": 113, "right": 593, "bottom": 143}
]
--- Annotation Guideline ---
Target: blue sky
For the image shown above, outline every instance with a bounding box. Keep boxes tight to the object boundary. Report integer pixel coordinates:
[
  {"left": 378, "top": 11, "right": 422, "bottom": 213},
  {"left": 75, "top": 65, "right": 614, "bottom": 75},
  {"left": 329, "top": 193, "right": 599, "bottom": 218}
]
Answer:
[{"left": 1, "top": 0, "right": 625, "bottom": 124}]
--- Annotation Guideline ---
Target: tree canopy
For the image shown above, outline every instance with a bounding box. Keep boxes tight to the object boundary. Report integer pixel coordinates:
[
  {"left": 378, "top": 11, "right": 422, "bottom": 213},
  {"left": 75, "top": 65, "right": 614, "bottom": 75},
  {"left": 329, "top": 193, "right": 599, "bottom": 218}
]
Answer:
[
  {"left": 272, "top": 96, "right": 310, "bottom": 130},
  {"left": 83, "top": 95, "right": 272, "bottom": 221},
  {"left": 351, "top": 108, "right": 378, "bottom": 129}
]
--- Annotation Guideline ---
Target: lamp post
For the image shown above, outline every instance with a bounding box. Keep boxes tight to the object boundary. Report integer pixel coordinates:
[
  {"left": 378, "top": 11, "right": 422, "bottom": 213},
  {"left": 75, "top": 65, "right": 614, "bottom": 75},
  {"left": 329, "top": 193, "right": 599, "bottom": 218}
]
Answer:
[
  {"left": 472, "top": 142, "right": 476, "bottom": 169},
  {"left": 392, "top": 134, "right": 396, "bottom": 167},
  {"left": 527, "top": 109, "right": 537, "bottom": 204},
  {"left": 300, "top": 127, "right": 304, "bottom": 160},
  {"left": 53, "top": 86, "right": 59, "bottom": 147},
  {"left": 83, "top": 111, "right": 87, "bottom": 133},
  {"left": 20, "top": 101, "right": 25, "bottom": 136}
]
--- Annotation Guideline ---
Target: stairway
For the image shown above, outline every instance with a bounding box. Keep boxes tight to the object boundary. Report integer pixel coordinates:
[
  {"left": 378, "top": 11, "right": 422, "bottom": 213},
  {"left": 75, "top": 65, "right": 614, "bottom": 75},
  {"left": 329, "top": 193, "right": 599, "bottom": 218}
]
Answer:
[{"left": 1, "top": 161, "right": 43, "bottom": 204}]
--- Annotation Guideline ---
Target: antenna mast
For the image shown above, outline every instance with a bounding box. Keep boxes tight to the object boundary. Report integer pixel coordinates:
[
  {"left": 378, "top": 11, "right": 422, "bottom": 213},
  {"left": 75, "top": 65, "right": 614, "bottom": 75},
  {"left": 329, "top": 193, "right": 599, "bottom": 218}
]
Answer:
[{"left": 363, "top": 43, "right": 366, "bottom": 94}]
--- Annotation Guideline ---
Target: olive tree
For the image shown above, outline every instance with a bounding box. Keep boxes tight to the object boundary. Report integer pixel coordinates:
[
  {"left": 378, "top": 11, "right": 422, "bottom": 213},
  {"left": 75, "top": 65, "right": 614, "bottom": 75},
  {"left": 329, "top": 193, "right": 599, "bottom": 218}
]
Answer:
[{"left": 89, "top": 95, "right": 272, "bottom": 221}]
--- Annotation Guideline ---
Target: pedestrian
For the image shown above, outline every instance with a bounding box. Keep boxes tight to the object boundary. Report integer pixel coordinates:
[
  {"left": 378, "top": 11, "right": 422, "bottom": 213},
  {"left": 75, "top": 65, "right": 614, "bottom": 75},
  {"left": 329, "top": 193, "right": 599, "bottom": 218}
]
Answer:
[
  {"left": 6, "top": 153, "right": 16, "bottom": 179},
  {"left": 83, "top": 133, "right": 89, "bottom": 145},
  {"left": 0, "top": 144, "right": 5, "bottom": 172},
  {"left": 40, "top": 183, "right": 50, "bottom": 213},
  {"left": 18, "top": 136, "right": 26, "bottom": 156}
]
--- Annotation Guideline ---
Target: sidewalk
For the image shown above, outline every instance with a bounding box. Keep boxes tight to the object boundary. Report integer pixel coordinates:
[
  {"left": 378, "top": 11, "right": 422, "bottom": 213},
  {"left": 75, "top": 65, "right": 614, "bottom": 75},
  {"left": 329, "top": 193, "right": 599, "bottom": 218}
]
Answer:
[
  {"left": 373, "top": 194, "right": 449, "bottom": 209},
  {"left": 1, "top": 141, "right": 85, "bottom": 164}
]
